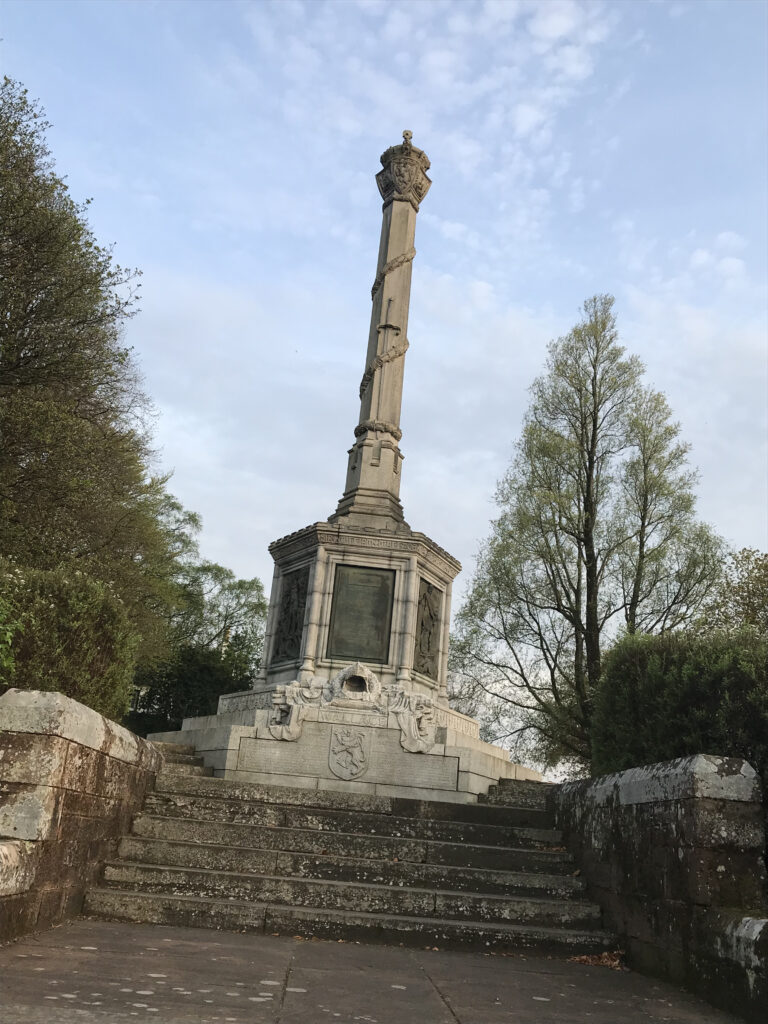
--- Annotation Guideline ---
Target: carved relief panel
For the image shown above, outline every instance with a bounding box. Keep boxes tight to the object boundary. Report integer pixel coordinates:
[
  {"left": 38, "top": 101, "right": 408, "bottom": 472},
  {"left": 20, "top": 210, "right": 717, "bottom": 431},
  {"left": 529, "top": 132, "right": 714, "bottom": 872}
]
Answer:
[
  {"left": 413, "top": 578, "right": 443, "bottom": 681},
  {"left": 271, "top": 565, "right": 310, "bottom": 664}
]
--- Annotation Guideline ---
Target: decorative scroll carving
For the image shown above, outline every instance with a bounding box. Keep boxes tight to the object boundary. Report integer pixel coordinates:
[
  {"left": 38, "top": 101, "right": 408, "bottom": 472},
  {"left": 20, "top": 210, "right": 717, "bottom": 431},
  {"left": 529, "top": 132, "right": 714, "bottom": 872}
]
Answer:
[
  {"left": 376, "top": 131, "right": 431, "bottom": 211},
  {"left": 271, "top": 566, "right": 310, "bottom": 664},
  {"left": 370, "top": 248, "right": 416, "bottom": 299},
  {"left": 265, "top": 661, "right": 436, "bottom": 754},
  {"left": 325, "top": 661, "right": 384, "bottom": 707},
  {"left": 353, "top": 419, "right": 403, "bottom": 441},
  {"left": 413, "top": 579, "right": 443, "bottom": 681},
  {"left": 218, "top": 689, "right": 275, "bottom": 714},
  {"left": 268, "top": 702, "right": 307, "bottom": 741},
  {"left": 359, "top": 335, "right": 410, "bottom": 398},
  {"left": 329, "top": 727, "right": 370, "bottom": 780},
  {"left": 390, "top": 689, "right": 437, "bottom": 753}
]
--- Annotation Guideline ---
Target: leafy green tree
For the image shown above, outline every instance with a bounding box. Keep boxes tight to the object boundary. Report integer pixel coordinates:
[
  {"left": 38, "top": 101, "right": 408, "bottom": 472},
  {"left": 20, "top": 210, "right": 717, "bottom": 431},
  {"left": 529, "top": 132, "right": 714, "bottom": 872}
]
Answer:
[
  {"left": 0, "top": 560, "right": 137, "bottom": 720},
  {"left": 701, "top": 548, "right": 768, "bottom": 636},
  {"left": 454, "top": 295, "right": 723, "bottom": 767},
  {"left": 0, "top": 77, "right": 197, "bottom": 675},
  {"left": 127, "top": 565, "right": 267, "bottom": 734}
]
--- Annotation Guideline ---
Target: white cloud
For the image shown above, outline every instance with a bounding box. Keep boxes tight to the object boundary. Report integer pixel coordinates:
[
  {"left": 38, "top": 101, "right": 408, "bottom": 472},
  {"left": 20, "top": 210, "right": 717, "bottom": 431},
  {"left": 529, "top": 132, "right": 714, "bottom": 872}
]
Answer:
[
  {"left": 513, "top": 101, "right": 549, "bottom": 136},
  {"left": 716, "top": 230, "right": 747, "bottom": 251},
  {"left": 690, "top": 248, "right": 713, "bottom": 269},
  {"left": 716, "top": 256, "right": 746, "bottom": 282},
  {"left": 528, "top": 0, "right": 580, "bottom": 43}
]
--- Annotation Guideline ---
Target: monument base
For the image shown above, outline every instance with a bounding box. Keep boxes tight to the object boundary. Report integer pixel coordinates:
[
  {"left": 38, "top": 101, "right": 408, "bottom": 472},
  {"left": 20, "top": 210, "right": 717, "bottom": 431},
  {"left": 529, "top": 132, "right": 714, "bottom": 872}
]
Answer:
[{"left": 149, "top": 663, "right": 540, "bottom": 803}]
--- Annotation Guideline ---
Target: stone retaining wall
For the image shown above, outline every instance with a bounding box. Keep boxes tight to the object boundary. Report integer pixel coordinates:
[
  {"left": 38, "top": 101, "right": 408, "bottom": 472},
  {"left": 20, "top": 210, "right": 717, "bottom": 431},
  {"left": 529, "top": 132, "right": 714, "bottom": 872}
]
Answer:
[
  {"left": 0, "top": 689, "right": 161, "bottom": 943},
  {"left": 553, "top": 756, "right": 767, "bottom": 1022}
]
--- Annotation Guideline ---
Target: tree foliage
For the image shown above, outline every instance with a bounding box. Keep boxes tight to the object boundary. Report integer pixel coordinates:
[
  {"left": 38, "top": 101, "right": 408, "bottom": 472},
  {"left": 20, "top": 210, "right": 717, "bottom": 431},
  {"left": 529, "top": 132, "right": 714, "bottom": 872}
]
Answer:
[
  {"left": 592, "top": 629, "right": 768, "bottom": 804},
  {"left": 0, "top": 76, "right": 190, "bottom": 667},
  {"left": 454, "top": 295, "right": 723, "bottom": 768},
  {"left": 0, "top": 79, "right": 267, "bottom": 720},
  {"left": 700, "top": 548, "right": 768, "bottom": 636},
  {"left": 126, "top": 565, "right": 267, "bottom": 735},
  {"left": 0, "top": 560, "right": 137, "bottom": 720}
]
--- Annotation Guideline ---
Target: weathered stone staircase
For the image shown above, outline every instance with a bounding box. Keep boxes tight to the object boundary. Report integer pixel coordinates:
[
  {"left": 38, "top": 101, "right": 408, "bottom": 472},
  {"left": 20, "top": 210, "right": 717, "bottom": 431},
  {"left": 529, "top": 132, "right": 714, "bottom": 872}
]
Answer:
[{"left": 84, "top": 743, "right": 614, "bottom": 954}]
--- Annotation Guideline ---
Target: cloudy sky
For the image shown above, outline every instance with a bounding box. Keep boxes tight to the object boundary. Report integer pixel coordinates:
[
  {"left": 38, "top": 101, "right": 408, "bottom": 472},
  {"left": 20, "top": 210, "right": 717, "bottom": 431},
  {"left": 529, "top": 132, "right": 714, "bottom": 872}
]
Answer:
[{"left": 3, "top": 0, "right": 767, "bottom": 600}]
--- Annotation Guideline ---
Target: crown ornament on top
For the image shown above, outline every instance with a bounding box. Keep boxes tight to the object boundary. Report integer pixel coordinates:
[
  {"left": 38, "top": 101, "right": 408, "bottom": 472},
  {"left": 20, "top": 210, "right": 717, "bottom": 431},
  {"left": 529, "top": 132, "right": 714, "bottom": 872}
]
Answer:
[{"left": 376, "top": 130, "right": 432, "bottom": 211}]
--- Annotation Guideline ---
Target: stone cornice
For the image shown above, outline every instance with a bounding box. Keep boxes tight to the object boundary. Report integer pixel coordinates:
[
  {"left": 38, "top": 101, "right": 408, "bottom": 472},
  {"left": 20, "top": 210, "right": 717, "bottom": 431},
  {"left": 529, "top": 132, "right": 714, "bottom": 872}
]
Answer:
[{"left": 269, "top": 521, "right": 461, "bottom": 579}]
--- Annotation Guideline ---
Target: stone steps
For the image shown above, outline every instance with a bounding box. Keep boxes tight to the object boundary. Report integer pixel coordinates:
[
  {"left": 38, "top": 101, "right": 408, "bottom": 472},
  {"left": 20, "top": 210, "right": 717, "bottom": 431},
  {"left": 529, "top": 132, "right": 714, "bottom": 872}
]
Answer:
[
  {"left": 155, "top": 771, "right": 552, "bottom": 816},
  {"left": 100, "top": 860, "right": 600, "bottom": 927},
  {"left": 85, "top": 889, "right": 614, "bottom": 954},
  {"left": 116, "top": 835, "right": 585, "bottom": 897},
  {"left": 152, "top": 742, "right": 196, "bottom": 756},
  {"left": 143, "top": 791, "right": 559, "bottom": 845},
  {"left": 84, "top": 756, "right": 614, "bottom": 955},
  {"left": 129, "top": 813, "right": 572, "bottom": 872},
  {"left": 482, "top": 777, "right": 555, "bottom": 809}
]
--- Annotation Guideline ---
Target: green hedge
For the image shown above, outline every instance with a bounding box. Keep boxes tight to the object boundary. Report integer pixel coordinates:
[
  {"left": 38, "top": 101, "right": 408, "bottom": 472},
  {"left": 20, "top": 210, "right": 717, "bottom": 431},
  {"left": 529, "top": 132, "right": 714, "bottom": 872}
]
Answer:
[
  {"left": 0, "top": 561, "right": 138, "bottom": 720},
  {"left": 592, "top": 630, "right": 768, "bottom": 799}
]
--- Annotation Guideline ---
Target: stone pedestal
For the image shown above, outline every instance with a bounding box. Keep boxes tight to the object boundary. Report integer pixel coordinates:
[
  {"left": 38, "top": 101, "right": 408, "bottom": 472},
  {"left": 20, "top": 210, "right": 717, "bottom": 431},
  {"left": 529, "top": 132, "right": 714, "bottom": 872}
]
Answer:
[
  {"left": 258, "top": 520, "right": 459, "bottom": 701},
  {"left": 149, "top": 662, "right": 540, "bottom": 802}
]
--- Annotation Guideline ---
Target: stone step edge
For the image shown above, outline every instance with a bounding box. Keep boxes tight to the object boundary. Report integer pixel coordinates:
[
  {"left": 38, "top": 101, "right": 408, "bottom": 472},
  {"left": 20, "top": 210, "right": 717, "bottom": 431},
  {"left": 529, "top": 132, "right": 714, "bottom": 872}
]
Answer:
[
  {"left": 143, "top": 798, "right": 561, "bottom": 845},
  {"left": 154, "top": 773, "right": 551, "bottom": 817},
  {"left": 118, "top": 836, "right": 584, "bottom": 892},
  {"left": 151, "top": 788, "right": 554, "bottom": 829},
  {"left": 85, "top": 888, "right": 615, "bottom": 949},
  {"left": 133, "top": 814, "right": 570, "bottom": 859},
  {"left": 102, "top": 859, "right": 596, "bottom": 914},
  {"left": 151, "top": 742, "right": 196, "bottom": 755}
]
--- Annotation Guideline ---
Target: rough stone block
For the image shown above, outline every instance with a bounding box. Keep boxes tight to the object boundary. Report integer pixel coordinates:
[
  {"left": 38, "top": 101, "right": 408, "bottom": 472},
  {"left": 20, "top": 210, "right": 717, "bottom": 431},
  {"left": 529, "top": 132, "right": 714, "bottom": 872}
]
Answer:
[
  {"left": 0, "top": 840, "right": 38, "bottom": 896},
  {"left": 0, "top": 689, "right": 161, "bottom": 772},
  {"left": 0, "top": 690, "right": 160, "bottom": 944},
  {"left": 0, "top": 783, "right": 61, "bottom": 840},
  {"left": 0, "top": 732, "right": 70, "bottom": 788}
]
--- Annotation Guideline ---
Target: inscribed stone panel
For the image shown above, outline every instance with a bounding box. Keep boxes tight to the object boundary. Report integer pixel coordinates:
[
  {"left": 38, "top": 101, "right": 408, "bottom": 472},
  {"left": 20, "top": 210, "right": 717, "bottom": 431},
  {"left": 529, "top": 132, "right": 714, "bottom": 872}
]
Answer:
[
  {"left": 413, "top": 578, "right": 443, "bottom": 680},
  {"left": 271, "top": 566, "right": 310, "bottom": 664},
  {"left": 326, "top": 566, "right": 395, "bottom": 664}
]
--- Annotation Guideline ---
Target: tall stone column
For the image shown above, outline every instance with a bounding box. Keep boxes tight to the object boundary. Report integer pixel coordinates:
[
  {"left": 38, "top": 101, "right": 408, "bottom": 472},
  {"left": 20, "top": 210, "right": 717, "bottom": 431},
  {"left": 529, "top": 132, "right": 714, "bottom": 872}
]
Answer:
[{"left": 330, "top": 131, "right": 431, "bottom": 530}]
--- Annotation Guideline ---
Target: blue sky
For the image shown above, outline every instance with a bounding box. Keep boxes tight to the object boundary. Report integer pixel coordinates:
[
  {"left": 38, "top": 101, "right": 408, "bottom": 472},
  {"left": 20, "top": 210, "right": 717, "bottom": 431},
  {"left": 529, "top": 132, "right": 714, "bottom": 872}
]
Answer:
[{"left": 2, "top": 0, "right": 767, "bottom": 597}]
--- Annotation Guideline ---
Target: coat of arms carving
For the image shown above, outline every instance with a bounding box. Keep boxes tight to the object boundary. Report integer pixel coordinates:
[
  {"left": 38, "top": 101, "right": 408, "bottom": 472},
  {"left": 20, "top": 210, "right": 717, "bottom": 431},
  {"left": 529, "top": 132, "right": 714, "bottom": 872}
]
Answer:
[{"left": 329, "top": 727, "right": 370, "bottom": 780}]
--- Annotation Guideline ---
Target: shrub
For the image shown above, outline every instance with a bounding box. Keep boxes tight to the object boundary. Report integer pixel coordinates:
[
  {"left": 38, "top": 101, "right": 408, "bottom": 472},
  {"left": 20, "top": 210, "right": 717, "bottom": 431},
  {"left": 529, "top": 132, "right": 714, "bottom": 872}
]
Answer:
[
  {"left": 592, "top": 629, "right": 768, "bottom": 801},
  {"left": 125, "top": 643, "right": 252, "bottom": 736},
  {"left": 0, "top": 560, "right": 138, "bottom": 720}
]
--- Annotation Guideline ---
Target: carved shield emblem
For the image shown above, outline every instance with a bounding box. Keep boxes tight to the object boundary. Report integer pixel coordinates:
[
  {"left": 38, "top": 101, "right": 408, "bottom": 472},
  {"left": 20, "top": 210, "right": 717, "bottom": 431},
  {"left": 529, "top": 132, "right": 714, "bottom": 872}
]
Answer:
[
  {"left": 329, "top": 727, "right": 370, "bottom": 780},
  {"left": 391, "top": 157, "right": 418, "bottom": 194}
]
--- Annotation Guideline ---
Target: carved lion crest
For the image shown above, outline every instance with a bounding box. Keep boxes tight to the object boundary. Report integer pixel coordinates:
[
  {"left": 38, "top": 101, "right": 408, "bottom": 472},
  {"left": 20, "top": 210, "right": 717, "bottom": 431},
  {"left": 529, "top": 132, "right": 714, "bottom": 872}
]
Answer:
[
  {"left": 329, "top": 727, "right": 370, "bottom": 780},
  {"left": 391, "top": 157, "right": 418, "bottom": 194}
]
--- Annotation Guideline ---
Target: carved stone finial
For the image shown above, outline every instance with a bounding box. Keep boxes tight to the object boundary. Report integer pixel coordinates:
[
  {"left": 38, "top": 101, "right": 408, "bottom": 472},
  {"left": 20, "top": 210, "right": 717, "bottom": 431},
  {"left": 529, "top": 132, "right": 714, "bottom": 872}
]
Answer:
[{"left": 376, "top": 133, "right": 431, "bottom": 211}]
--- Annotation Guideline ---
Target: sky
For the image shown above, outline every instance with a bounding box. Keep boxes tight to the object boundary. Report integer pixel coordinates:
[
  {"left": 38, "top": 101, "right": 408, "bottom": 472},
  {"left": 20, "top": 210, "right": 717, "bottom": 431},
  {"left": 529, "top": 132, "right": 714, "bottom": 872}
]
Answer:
[{"left": 2, "top": 0, "right": 767, "bottom": 604}]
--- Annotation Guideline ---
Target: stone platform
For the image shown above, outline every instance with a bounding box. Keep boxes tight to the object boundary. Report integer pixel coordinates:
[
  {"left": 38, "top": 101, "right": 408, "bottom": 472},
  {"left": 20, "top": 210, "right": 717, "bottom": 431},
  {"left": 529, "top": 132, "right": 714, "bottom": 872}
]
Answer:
[{"left": 149, "top": 662, "right": 539, "bottom": 802}]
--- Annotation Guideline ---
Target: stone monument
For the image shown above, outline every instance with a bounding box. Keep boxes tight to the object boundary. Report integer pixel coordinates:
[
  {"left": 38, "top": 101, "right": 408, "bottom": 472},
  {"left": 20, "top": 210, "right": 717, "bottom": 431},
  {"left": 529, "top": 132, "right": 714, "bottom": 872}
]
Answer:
[{"left": 150, "top": 134, "right": 539, "bottom": 800}]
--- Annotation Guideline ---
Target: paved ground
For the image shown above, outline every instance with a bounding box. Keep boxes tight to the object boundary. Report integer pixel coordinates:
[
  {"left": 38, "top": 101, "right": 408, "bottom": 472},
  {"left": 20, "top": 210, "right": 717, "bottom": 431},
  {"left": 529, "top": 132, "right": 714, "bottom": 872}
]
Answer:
[{"left": 0, "top": 919, "right": 742, "bottom": 1024}]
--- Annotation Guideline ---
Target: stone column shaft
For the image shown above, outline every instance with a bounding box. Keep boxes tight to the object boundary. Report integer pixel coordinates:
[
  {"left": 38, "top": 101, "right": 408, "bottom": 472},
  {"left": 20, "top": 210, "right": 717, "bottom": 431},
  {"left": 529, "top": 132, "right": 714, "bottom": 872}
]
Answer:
[{"left": 330, "top": 131, "right": 431, "bottom": 529}]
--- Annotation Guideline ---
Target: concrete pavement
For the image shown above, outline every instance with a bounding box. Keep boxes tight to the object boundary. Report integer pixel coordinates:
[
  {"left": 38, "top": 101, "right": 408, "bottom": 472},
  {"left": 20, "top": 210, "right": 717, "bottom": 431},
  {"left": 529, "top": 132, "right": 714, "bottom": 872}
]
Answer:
[{"left": 0, "top": 919, "right": 742, "bottom": 1023}]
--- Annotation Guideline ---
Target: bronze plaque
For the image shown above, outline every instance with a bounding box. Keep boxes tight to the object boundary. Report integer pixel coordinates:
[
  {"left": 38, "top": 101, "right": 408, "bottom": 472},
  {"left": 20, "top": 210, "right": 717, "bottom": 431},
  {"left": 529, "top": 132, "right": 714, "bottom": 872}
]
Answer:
[
  {"left": 413, "top": 578, "right": 443, "bottom": 681},
  {"left": 326, "top": 565, "right": 395, "bottom": 664},
  {"left": 271, "top": 565, "right": 310, "bottom": 664}
]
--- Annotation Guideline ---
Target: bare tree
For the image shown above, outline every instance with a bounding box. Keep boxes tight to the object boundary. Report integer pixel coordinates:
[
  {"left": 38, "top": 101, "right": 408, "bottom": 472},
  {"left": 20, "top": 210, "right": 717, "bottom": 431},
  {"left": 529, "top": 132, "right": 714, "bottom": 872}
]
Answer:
[{"left": 454, "top": 295, "right": 723, "bottom": 767}]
